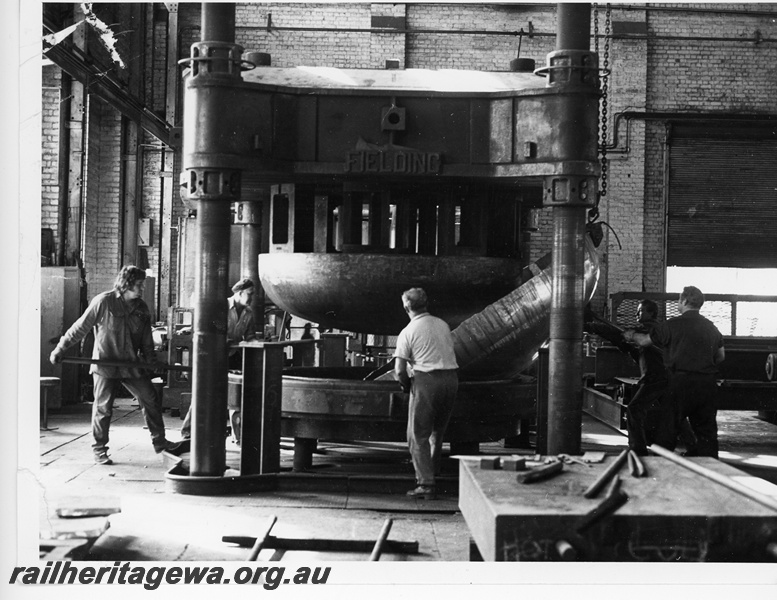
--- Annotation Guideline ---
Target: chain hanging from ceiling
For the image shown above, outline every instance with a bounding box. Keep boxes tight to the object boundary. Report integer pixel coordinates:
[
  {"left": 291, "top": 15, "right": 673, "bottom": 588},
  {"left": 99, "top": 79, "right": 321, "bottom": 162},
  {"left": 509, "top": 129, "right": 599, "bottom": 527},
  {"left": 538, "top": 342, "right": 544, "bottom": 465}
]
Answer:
[{"left": 588, "top": 4, "right": 620, "bottom": 249}]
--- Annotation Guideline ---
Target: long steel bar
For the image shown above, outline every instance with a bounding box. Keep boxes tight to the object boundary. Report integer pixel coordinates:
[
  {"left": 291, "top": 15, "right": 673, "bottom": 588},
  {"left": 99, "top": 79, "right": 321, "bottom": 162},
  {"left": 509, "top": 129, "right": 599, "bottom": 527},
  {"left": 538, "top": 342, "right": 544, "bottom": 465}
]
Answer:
[
  {"left": 44, "top": 42, "right": 173, "bottom": 146},
  {"left": 546, "top": 3, "right": 594, "bottom": 455},
  {"left": 223, "top": 534, "right": 419, "bottom": 555},
  {"left": 368, "top": 519, "right": 394, "bottom": 561},
  {"left": 61, "top": 356, "right": 190, "bottom": 372},
  {"left": 248, "top": 516, "right": 278, "bottom": 561},
  {"left": 649, "top": 444, "right": 777, "bottom": 512}
]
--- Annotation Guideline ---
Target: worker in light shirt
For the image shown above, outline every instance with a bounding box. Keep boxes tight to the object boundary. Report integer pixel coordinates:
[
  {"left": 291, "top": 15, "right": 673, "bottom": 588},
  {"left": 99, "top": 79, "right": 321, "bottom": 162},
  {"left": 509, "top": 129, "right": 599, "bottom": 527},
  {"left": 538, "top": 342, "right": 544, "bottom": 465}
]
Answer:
[{"left": 394, "top": 287, "right": 458, "bottom": 500}]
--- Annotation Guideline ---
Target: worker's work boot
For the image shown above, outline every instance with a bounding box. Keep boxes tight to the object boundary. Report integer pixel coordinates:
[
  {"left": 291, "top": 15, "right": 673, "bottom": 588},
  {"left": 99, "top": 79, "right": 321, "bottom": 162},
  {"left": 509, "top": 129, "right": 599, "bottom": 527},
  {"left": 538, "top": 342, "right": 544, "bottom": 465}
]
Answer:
[
  {"left": 154, "top": 440, "right": 184, "bottom": 454},
  {"left": 406, "top": 485, "right": 436, "bottom": 500},
  {"left": 94, "top": 451, "right": 113, "bottom": 465}
]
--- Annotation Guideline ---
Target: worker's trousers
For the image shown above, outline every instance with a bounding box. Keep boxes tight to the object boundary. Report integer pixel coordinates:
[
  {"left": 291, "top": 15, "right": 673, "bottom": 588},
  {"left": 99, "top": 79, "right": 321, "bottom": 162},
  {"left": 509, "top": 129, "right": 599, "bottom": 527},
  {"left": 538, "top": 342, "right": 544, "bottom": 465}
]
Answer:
[
  {"left": 626, "top": 376, "right": 667, "bottom": 455},
  {"left": 91, "top": 374, "right": 166, "bottom": 455},
  {"left": 407, "top": 369, "right": 458, "bottom": 487},
  {"left": 655, "top": 372, "right": 719, "bottom": 458}
]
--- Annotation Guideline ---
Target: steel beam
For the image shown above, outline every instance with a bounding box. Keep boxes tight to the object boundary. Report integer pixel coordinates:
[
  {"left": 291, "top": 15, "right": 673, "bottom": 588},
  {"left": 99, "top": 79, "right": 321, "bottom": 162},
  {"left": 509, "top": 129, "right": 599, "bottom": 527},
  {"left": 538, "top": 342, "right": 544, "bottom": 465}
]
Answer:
[
  {"left": 159, "top": 4, "right": 179, "bottom": 319},
  {"left": 45, "top": 42, "right": 173, "bottom": 147}
]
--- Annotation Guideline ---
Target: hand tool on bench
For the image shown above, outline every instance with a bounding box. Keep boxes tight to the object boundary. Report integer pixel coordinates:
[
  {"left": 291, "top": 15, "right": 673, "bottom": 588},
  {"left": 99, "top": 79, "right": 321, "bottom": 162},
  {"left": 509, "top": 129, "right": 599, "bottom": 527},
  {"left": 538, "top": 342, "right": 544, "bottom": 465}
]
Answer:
[
  {"left": 558, "top": 453, "right": 592, "bottom": 467},
  {"left": 577, "top": 474, "right": 629, "bottom": 533},
  {"left": 627, "top": 449, "right": 647, "bottom": 477},
  {"left": 61, "top": 356, "right": 191, "bottom": 372},
  {"left": 582, "top": 448, "right": 629, "bottom": 498},
  {"left": 516, "top": 460, "right": 564, "bottom": 483}
]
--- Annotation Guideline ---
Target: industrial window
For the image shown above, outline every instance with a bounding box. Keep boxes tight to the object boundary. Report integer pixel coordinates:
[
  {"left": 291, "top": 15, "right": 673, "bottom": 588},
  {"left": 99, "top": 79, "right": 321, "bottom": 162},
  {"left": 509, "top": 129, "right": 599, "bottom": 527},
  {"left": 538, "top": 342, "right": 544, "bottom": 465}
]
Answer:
[
  {"left": 665, "top": 266, "right": 777, "bottom": 336},
  {"left": 666, "top": 129, "right": 777, "bottom": 269},
  {"left": 664, "top": 125, "right": 777, "bottom": 336}
]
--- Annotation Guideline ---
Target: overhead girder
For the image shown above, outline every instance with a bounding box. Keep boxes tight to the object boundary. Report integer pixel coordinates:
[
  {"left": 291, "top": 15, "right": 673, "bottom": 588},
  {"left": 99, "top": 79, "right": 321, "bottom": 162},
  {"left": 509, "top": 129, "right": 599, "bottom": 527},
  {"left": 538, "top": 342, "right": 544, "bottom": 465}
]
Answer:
[{"left": 43, "top": 19, "right": 176, "bottom": 148}]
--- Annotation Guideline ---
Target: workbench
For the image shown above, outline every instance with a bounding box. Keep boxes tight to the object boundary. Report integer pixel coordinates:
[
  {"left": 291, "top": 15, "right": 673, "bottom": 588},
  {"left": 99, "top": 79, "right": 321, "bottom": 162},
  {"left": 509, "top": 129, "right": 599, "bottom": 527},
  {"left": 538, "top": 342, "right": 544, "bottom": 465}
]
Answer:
[{"left": 459, "top": 454, "right": 777, "bottom": 561}]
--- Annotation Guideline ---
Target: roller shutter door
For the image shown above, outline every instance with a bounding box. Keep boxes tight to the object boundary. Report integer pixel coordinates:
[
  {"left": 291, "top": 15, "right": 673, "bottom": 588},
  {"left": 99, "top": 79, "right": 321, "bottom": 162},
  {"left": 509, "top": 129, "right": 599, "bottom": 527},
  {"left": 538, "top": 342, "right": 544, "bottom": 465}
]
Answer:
[{"left": 667, "top": 130, "right": 777, "bottom": 269}]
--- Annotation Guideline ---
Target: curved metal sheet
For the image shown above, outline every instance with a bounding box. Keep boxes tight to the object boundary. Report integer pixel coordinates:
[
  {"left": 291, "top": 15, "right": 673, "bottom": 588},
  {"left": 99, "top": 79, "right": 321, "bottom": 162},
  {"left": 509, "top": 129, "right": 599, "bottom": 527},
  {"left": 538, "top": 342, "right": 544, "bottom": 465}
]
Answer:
[
  {"left": 259, "top": 253, "right": 527, "bottom": 335},
  {"left": 452, "top": 236, "right": 599, "bottom": 378}
]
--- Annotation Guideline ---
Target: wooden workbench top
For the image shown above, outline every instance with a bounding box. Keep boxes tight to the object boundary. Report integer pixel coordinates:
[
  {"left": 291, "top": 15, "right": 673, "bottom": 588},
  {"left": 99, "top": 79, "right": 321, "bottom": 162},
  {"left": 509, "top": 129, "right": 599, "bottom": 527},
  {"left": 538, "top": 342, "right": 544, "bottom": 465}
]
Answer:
[{"left": 458, "top": 455, "right": 777, "bottom": 561}]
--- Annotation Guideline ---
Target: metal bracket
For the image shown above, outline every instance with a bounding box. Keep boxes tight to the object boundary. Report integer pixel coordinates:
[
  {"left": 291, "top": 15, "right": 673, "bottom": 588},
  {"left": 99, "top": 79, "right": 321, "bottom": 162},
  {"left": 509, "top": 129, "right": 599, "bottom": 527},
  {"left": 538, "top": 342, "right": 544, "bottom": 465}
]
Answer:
[{"left": 543, "top": 175, "right": 598, "bottom": 207}]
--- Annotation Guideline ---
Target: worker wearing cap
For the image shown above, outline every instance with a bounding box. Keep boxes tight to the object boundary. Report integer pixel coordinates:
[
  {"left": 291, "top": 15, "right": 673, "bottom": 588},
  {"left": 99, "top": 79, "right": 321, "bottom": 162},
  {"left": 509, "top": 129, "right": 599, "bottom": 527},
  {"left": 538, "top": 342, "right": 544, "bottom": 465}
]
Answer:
[
  {"left": 49, "top": 265, "right": 176, "bottom": 465},
  {"left": 226, "top": 277, "right": 258, "bottom": 369},
  {"left": 624, "top": 286, "right": 725, "bottom": 458},
  {"left": 394, "top": 287, "right": 458, "bottom": 500},
  {"left": 180, "top": 277, "right": 258, "bottom": 440}
]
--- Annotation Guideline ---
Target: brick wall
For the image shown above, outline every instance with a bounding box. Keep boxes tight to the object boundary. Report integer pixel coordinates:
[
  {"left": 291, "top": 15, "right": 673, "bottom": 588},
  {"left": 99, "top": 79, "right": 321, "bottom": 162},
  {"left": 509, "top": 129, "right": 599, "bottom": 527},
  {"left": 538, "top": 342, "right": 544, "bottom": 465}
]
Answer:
[
  {"left": 407, "top": 3, "right": 556, "bottom": 70},
  {"left": 638, "top": 3, "right": 777, "bottom": 296},
  {"left": 41, "top": 3, "right": 777, "bottom": 320},
  {"left": 82, "top": 97, "right": 123, "bottom": 298},
  {"left": 236, "top": 3, "right": 375, "bottom": 68},
  {"left": 595, "top": 13, "right": 648, "bottom": 311},
  {"left": 41, "top": 66, "right": 61, "bottom": 251},
  {"left": 369, "top": 3, "right": 406, "bottom": 68}
]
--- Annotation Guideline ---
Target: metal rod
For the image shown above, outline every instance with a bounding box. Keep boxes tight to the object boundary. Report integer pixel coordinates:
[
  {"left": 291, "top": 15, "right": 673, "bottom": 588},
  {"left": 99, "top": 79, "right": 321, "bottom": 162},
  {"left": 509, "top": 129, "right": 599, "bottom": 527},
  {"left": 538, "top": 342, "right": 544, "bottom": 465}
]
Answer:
[
  {"left": 648, "top": 444, "right": 777, "bottom": 512},
  {"left": 369, "top": 519, "right": 394, "bottom": 561},
  {"left": 583, "top": 449, "right": 629, "bottom": 499},
  {"left": 247, "top": 516, "right": 278, "bottom": 561},
  {"left": 223, "top": 534, "right": 420, "bottom": 555},
  {"left": 61, "top": 356, "right": 190, "bottom": 372},
  {"left": 576, "top": 487, "right": 629, "bottom": 533}
]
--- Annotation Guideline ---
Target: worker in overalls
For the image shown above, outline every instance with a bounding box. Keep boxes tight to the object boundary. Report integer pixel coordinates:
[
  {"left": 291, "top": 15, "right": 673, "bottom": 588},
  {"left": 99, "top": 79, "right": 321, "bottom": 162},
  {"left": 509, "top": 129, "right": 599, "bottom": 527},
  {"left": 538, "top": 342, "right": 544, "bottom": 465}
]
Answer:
[{"left": 50, "top": 266, "right": 178, "bottom": 465}]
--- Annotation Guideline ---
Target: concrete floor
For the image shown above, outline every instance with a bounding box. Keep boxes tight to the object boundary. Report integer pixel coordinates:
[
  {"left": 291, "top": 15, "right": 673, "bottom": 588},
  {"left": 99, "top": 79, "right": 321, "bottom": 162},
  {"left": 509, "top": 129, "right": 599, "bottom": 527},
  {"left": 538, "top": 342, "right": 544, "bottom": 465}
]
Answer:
[{"left": 38, "top": 397, "right": 777, "bottom": 562}]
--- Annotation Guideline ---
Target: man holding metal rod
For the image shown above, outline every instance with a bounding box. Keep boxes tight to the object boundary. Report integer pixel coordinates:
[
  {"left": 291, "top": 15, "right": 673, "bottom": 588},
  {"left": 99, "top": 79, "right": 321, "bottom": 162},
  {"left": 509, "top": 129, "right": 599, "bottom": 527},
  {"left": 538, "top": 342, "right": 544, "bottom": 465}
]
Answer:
[
  {"left": 623, "top": 286, "right": 725, "bottom": 458},
  {"left": 50, "top": 265, "right": 180, "bottom": 465}
]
